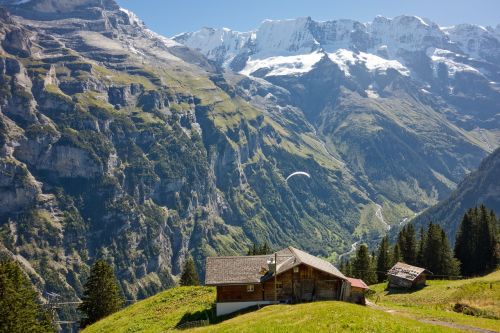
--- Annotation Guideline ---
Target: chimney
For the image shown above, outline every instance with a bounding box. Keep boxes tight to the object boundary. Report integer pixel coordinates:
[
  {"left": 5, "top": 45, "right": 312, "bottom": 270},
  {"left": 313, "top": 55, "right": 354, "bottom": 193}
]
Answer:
[{"left": 267, "top": 256, "right": 276, "bottom": 273}]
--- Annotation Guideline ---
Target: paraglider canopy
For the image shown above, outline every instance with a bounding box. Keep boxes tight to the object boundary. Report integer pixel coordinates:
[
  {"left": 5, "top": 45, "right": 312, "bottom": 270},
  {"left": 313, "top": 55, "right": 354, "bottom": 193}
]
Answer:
[{"left": 285, "top": 171, "right": 311, "bottom": 181}]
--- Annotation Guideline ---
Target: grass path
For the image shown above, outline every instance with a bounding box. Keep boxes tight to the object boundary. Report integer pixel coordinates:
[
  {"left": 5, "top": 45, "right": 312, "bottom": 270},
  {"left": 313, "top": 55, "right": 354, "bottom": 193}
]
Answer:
[
  {"left": 368, "top": 271, "right": 500, "bottom": 333},
  {"left": 366, "top": 300, "right": 498, "bottom": 333}
]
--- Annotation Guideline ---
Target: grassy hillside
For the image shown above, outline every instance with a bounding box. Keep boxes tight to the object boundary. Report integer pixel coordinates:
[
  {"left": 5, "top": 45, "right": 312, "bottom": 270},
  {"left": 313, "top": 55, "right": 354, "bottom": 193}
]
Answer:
[
  {"left": 369, "top": 270, "right": 500, "bottom": 331},
  {"left": 82, "top": 284, "right": 489, "bottom": 333},
  {"left": 83, "top": 287, "right": 215, "bottom": 333},
  {"left": 188, "top": 301, "right": 459, "bottom": 333}
]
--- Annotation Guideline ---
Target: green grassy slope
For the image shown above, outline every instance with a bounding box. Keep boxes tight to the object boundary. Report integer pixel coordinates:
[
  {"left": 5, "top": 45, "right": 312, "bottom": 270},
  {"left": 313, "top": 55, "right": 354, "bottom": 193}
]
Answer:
[
  {"left": 188, "top": 301, "right": 459, "bottom": 333},
  {"left": 369, "top": 270, "right": 500, "bottom": 331},
  {"left": 82, "top": 287, "right": 215, "bottom": 333},
  {"left": 83, "top": 285, "right": 476, "bottom": 333}
]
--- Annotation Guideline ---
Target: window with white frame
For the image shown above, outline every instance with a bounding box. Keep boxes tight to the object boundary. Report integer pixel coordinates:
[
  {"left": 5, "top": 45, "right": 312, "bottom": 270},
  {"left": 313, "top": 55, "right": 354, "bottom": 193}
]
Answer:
[{"left": 246, "top": 284, "right": 254, "bottom": 292}]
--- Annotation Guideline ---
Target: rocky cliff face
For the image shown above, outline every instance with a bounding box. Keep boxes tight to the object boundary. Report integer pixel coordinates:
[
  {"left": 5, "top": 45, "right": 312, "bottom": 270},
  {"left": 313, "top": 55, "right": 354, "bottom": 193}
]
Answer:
[{"left": 0, "top": 0, "right": 370, "bottom": 316}]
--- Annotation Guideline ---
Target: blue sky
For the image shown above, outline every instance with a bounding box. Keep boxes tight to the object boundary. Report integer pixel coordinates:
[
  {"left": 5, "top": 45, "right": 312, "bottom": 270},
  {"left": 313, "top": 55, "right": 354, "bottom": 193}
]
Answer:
[{"left": 116, "top": 0, "right": 500, "bottom": 37}]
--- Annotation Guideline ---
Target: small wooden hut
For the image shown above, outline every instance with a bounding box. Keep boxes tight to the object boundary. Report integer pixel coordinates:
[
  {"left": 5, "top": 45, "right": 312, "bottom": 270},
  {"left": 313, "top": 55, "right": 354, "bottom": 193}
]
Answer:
[
  {"left": 387, "top": 262, "right": 430, "bottom": 289},
  {"left": 346, "top": 277, "right": 369, "bottom": 305}
]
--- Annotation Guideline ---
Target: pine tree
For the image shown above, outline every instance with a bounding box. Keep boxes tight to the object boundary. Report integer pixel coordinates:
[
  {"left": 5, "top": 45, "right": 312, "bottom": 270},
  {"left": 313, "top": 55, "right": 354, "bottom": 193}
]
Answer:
[
  {"left": 454, "top": 210, "right": 474, "bottom": 276},
  {"left": 352, "top": 244, "right": 377, "bottom": 285},
  {"left": 416, "top": 226, "right": 427, "bottom": 267},
  {"left": 397, "top": 224, "right": 418, "bottom": 265},
  {"left": 78, "top": 260, "right": 124, "bottom": 328},
  {"left": 180, "top": 256, "right": 200, "bottom": 286},
  {"left": 260, "top": 242, "right": 272, "bottom": 255},
  {"left": 247, "top": 242, "right": 272, "bottom": 255},
  {"left": 0, "top": 261, "right": 55, "bottom": 333},
  {"left": 392, "top": 243, "right": 402, "bottom": 264},
  {"left": 339, "top": 259, "right": 352, "bottom": 277},
  {"left": 455, "top": 205, "right": 499, "bottom": 276},
  {"left": 376, "top": 236, "right": 391, "bottom": 282},
  {"left": 424, "top": 223, "right": 459, "bottom": 278},
  {"left": 248, "top": 243, "right": 258, "bottom": 255}
]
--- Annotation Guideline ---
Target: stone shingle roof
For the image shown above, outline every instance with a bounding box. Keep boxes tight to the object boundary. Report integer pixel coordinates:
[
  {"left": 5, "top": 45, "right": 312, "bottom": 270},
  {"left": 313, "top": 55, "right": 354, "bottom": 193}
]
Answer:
[
  {"left": 387, "top": 262, "right": 429, "bottom": 281},
  {"left": 205, "top": 246, "right": 346, "bottom": 286},
  {"left": 284, "top": 247, "right": 347, "bottom": 280},
  {"left": 205, "top": 255, "right": 271, "bottom": 285}
]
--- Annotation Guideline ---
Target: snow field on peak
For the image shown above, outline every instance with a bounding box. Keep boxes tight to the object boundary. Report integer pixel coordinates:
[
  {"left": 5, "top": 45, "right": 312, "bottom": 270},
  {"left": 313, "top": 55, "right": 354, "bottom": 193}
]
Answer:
[
  {"left": 327, "top": 49, "right": 410, "bottom": 77},
  {"left": 240, "top": 51, "right": 325, "bottom": 77},
  {"left": 427, "top": 48, "right": 481, "bottom": 77}
]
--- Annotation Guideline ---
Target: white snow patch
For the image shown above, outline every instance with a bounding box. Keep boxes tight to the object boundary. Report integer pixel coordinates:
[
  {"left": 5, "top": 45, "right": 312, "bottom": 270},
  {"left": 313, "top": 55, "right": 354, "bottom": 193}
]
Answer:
[
  {"left": 366, "top": 89, "right": 379, "bottom": 98},
  {"left": 240, "top": 51, "right": 324, "bottom": 77},
  {"left": 253, "top": 17, "right": 318, "bottom": 58},
  {"left": 119, "top": 8, "right": 144, "bottom": 27},
  {"left": 327, "top": 49, "right": 410, "bottom": 76},
  {"left": 144, "top": 29, "right": 180, "bottom": 48},
  {"left": 414, "top": 16, "right": 430, "bottom": 27},
  {"left": 427, "top": 47, "right": 481, "bottom": 77},
  {"left": 327, "top": 49, "right": 356, "bottom": 75}
]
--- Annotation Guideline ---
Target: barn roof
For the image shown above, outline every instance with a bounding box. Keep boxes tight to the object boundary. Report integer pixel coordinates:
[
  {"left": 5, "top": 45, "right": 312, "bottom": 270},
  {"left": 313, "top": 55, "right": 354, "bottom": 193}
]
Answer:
[
  {"left": 284, "top": 247, "right": 346, "bottom": 280},
  {"left": 205, "top": 255, "right": 271, "bottom": 285},
  {"left": 205, "top": 246, "right": 346, "bottom": 286},
  {"left": 347, "top": 277, "right": 369, "bottom": 290},
  {"left": 387, "top": 262, "right": 430, "bottom": 281}
]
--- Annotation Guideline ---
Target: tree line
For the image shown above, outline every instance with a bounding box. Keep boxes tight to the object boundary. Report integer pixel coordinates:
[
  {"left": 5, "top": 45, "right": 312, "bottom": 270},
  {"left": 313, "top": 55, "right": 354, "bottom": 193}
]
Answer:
[
  {"left": 247, "top": 242, "right": 273, "bottom": 255},
  {"left": 0, "top": 254, "right": 201, "bottom": 331},
  {"left": 341, "top": 204, "right": 499, "bottom": 285}
]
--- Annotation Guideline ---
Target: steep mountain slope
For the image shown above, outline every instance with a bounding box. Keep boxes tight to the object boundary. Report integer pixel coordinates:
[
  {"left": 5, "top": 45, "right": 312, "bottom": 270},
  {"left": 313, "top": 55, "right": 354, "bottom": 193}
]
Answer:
[
  {"left": 0, "top": 0, "right": 375, "bottom": 311},
  {"left": 175, "top": 16, "right": 499, "bottom": 215},
  {"left": 413, "top": 147, "right": 500, "bottom": 238}
]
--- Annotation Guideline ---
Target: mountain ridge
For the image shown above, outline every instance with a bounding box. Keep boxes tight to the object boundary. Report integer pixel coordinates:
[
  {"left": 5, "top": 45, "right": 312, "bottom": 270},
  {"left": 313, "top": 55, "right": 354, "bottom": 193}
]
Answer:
[{"left": 0, "top": 2, "right": 498, "bottom": 327}]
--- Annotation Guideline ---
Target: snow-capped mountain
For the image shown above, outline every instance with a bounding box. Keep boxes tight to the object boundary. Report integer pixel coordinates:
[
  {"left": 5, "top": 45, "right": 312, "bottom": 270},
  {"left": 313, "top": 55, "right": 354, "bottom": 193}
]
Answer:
[
  {"left": 174, "top": 16, "right": 500, "bottom": 83},
  {"left": 175, "top": 14, "right": 499, "bottom": 220}
]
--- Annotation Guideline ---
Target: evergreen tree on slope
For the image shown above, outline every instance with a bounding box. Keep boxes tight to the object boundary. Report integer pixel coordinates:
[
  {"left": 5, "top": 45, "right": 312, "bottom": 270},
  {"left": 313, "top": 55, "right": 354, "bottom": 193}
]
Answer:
[
  {"left": 78, "top": 260, "right": 124, "bottom": 328},
  {"left": 0, "top": 260, "right": 55, "bottom": 333},
  {"left": 180, "top": 256, "right": 200, "bottom": 286},
  {"left": 376, "top": 236, "right": 391, "bottom": 282},
  {"left": 353, "top": 244, "right": 377, "bottom": 285}
]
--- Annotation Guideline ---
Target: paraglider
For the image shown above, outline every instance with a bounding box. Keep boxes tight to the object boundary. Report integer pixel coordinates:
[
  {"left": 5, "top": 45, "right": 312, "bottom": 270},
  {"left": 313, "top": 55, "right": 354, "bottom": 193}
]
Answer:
[{"left": 285, "top": 171, "right": 311, "bottom": 181}]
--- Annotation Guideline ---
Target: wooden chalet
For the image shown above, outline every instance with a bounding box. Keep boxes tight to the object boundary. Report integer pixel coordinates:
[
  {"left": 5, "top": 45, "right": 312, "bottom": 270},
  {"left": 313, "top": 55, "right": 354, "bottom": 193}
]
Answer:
[
  {"left": 387, "top": 262, "right": 430, "bottom": 289},
  {"left": 205, "top": 246, "right": 360, "bottom": 316}
]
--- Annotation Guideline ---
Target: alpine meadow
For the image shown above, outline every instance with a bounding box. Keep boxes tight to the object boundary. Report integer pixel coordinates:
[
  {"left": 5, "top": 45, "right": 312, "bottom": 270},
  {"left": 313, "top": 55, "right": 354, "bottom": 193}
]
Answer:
[{"left": 0, "top": 0, "right": 498, "bottom": 332}]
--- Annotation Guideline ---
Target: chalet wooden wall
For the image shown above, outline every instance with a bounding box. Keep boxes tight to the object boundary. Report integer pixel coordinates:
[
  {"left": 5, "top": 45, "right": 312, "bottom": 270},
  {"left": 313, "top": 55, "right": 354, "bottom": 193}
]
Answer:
[
  {"left": 388, "top": 273, "right": 427, "bottom": 289},
  {"left": 217, "top": 264, "right": 344, "bottom": 303},
  {"left": 216, "top": 284, "right": 264, "bottom": 302}
]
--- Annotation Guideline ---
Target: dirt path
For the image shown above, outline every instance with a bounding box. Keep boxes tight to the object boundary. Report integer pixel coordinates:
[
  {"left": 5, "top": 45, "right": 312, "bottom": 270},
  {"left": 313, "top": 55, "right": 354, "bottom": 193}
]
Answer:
[{"left": 366, "top": 301, "right": 499, "bottom": 333}]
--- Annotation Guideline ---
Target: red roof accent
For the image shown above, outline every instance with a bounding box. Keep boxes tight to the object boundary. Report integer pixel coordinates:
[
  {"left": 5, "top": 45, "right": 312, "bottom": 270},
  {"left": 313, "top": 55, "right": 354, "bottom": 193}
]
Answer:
[{"left": 347, "top": 277, "right": 369, "bottom": 289}]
